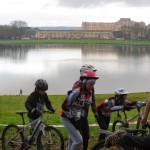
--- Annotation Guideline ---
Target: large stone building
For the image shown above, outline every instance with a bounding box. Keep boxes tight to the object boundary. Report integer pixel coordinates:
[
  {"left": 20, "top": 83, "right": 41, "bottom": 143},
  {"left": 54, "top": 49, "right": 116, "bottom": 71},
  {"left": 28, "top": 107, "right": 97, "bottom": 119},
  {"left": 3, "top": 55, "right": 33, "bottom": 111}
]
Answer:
[
  {"left": 35, "top": 18, "right": 145, "bottom": 39},
  {"left": 35, "top": 30, "right": 112, "bottom": 39}
]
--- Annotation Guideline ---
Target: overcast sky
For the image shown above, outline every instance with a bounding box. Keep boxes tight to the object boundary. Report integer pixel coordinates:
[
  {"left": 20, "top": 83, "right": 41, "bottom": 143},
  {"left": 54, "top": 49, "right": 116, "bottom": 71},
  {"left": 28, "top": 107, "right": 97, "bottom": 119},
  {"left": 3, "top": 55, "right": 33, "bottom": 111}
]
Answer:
[{"left": 0, "top": 0, "right": 150, "bottom": 27}]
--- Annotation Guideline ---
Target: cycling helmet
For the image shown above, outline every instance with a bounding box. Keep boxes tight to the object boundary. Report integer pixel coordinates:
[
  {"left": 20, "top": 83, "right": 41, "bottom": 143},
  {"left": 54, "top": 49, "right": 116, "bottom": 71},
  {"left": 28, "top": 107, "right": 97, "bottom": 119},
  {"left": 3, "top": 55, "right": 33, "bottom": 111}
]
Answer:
[
  {"left": 114, "top": 88, "right": 128, "bottom": 95},
  {"left": 35, "top": 79, "right": 48, "bottom": 91},
  {"left": 80, "top": 64, "right": 97, "bottom": 73},
  {"left": 80, "top": 70, "right": 99, "bottom": 83}
]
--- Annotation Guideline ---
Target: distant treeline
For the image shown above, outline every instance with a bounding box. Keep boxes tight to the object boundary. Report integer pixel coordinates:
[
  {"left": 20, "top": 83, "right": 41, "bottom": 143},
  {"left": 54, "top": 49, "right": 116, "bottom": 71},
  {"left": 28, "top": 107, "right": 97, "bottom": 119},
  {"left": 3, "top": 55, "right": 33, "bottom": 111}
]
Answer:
[
  {"left": 0, "top": 20, "right": 36, "bottom": 40},
  {"left": 0, "top": 20, "right": 150, "bottom": 40}
]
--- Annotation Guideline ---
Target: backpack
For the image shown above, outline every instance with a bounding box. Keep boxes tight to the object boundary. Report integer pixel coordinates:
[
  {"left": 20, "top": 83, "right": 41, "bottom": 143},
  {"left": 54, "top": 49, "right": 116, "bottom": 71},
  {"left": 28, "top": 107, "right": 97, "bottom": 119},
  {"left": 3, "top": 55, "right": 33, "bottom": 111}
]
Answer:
[{"left": 61, "top": 90, "right": 73, "bottom": 111}]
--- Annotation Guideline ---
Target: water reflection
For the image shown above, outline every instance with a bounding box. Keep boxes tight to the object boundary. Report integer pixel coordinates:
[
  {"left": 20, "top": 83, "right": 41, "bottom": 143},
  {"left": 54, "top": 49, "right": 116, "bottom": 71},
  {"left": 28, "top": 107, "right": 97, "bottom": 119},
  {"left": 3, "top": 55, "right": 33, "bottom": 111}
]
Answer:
[{"left": 0, "top": 44, "right": 150, "bottom": 95}]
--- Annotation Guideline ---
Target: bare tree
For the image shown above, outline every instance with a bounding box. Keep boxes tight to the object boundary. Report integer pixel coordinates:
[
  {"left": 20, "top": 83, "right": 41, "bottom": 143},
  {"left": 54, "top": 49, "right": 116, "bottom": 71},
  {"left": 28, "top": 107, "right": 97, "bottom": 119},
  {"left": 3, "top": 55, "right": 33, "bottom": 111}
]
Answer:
[
  {"left": 9, "top": 20, "right": 28, "bottom": 28},
  {"left": 9, "top": 20, "right": 30, "bottom": 39}
]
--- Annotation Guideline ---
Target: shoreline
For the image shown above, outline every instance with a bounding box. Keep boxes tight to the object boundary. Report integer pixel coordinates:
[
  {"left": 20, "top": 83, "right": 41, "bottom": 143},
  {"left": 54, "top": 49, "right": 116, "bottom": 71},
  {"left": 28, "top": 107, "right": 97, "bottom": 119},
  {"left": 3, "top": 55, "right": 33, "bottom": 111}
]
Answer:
[{"left": 0, "top": 39, "right": 150, "bottom": 46}]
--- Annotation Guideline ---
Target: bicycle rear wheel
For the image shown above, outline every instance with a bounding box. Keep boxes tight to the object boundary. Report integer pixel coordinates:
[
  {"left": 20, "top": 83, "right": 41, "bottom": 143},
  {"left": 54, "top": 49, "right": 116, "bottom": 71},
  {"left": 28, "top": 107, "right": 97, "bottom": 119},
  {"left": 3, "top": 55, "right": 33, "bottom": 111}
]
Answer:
[
  {"left": 37, "top": 126, "right": 64, "bottom": 150},
  {"left": 2, "top": 124, "right": 24, "bottom": 150},
  {"left": 112, "top": 120, "right": 129, "bottom": 132}
]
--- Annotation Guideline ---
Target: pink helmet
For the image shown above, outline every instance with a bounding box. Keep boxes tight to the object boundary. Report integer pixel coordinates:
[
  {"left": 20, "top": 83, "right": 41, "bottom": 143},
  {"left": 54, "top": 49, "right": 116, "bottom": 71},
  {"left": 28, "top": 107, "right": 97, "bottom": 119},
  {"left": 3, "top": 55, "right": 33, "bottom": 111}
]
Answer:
[{"left": 80, "top": 70, "right": 99, "bottom": 80}]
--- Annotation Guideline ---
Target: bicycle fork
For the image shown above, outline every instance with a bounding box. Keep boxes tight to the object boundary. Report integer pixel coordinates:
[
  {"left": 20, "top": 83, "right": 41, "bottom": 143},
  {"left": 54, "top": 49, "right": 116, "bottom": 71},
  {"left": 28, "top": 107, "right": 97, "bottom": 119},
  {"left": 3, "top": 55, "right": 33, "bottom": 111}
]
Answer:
[
  {"left": 23, "top": 119, "right": 43, "bottom": 149},
  {"left": 42, "top": 126, "right": 54, "bottom": 145}
]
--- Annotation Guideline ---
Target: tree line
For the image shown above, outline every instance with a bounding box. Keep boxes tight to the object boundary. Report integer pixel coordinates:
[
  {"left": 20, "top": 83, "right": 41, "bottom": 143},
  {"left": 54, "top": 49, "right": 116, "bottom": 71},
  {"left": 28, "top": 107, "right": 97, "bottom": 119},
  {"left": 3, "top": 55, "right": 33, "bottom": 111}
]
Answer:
[
  {"left": 0, "top": 20, "right": 36, "bottom": 39},
  {"left": 121, "top": 22, "right": 150, "bottom": 40},
  {"left": 0, "top": 20, "right": 150, "bottom": 40}
]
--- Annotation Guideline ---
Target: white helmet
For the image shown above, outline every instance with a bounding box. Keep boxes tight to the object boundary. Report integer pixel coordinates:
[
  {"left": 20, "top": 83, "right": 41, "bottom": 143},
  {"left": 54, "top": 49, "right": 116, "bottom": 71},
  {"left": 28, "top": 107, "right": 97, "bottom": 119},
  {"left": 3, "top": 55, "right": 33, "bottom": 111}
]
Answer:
[
  {"left": 114, "top": 88, "right": 128, "bottom": 95},
  {"left": 80, "top": 64, "right": 97, "bottom": 73}
]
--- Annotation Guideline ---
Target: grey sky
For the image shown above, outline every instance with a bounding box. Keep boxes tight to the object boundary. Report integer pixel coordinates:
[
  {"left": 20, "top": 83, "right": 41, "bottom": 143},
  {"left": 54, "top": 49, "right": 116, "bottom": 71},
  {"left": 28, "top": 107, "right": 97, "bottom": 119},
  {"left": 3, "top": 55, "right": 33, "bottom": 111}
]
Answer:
[
  {"left": 57, "top": 0, "right": 150, "bottom": 7},
  {"left": 0, "top": 0, "right": 150, "bottom": 26}
]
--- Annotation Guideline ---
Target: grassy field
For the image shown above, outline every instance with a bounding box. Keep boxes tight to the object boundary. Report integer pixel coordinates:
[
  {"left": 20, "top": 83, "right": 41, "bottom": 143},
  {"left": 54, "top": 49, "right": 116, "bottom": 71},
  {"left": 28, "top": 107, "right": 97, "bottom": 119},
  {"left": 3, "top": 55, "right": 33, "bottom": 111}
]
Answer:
[
  {"left": 0, "top": 92, "right": 150, "bottom": 148},
  {"left": 0, "top": 39, "right": 150, "bottom": 46}
]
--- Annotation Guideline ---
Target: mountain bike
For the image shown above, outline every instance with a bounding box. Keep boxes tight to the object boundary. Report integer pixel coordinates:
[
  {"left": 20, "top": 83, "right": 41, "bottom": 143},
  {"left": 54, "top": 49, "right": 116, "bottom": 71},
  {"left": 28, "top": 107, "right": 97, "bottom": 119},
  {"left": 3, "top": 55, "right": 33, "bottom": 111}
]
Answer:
[
  {"left": 2, "top": 110, "right": 64, "bottom": 150},
  {"left": 111, "top": 101, "right": 149, "bottom": 132},
  {"left": 92, "top": 128, "right": 148, "bottom": 150}
]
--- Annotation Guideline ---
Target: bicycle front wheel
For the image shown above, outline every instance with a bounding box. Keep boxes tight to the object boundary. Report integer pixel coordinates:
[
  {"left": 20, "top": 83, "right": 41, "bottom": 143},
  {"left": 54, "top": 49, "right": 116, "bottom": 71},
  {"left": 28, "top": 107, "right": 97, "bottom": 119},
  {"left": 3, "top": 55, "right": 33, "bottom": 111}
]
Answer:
[
  {"left": 112, "top": 120, "right": 129, "bottom": 132},
  {"left": 37, "top": 126, "right": 64, "bottom": 150},
  {"left": 92, "top": 140, "right": 105, "bottom": 150},
  {"left": 2, "top": 124, "right": 24, "bottom": 150}
]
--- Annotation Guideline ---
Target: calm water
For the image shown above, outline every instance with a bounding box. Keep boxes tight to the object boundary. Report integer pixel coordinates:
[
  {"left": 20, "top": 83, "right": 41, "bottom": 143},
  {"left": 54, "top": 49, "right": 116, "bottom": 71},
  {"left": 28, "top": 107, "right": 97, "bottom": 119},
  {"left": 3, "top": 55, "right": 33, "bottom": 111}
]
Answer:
[{"left": 0, "top": 44, "right": 150, "bottom": 95}]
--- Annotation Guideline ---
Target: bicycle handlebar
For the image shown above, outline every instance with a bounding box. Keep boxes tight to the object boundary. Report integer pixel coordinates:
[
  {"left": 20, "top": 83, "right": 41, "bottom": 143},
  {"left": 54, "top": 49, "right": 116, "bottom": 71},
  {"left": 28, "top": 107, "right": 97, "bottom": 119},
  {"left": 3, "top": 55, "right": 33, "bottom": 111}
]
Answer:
[
  {"left": 42, "top": 110, "right": 55, "bottom": 114},
  {"left": 136, "top": 101, "right": 146, "bottom": 108},
  {"left": 110, "top": 106, "right": 124, "bottom": 112},
  {"left": 110, "top": 101, "right": 146, "bottom": 112},
  {"left": 110, "top": 105, "right": 136, "bottom": 112},
  {"left": 16, "top": 110, "right": 55, "bottom": 115}
]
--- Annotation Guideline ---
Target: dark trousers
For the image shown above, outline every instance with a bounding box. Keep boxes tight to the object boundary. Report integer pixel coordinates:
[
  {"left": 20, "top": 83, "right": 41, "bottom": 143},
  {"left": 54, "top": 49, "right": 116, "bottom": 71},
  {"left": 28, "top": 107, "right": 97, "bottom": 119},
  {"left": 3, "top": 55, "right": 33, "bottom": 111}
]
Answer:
[
  {"left": 121, "top": 133, "right": 150, "bottom": 150},
  {"left": 98, "top": 112, "right": 110, "bottom": 141},
  {"left": 80, "top": 117, "right": 89, "bottom": 150}
]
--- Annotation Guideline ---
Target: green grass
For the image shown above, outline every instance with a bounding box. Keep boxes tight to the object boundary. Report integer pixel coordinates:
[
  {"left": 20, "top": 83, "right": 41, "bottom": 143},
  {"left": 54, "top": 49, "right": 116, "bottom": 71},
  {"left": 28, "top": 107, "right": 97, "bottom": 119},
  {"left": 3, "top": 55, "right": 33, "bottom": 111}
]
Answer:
[
  {"left": 0, "top": 92, "right": 150, "bottom": 148},
  {"left": 0, "top": 39, "right": 150, "bottom": 46}
]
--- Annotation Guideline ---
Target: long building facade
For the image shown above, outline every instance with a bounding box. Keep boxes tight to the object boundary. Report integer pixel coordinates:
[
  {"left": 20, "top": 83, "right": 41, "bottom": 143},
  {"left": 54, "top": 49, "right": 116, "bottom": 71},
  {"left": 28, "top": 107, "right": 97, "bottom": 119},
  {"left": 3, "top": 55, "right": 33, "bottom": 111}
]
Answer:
[
  {"left": 35, "top": 30, "right": 113, "bottom": 39},
  {"left": 35, "top": 18, "right": 145, "bottom": 39}
]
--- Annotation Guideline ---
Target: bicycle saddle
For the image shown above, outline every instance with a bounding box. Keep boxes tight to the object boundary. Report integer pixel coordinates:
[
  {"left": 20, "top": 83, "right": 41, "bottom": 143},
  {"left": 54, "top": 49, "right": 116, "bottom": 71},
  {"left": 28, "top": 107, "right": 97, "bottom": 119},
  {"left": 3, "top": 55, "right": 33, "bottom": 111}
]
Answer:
[{"left": 16, "top": 111, "right": 27, "bottom": 115}]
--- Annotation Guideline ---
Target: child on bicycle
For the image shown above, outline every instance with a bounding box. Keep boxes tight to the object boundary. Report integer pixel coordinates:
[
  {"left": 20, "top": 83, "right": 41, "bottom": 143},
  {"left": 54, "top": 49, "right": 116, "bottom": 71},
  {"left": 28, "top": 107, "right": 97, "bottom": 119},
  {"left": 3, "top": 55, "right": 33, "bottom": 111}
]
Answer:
[
  {"left": 97, "top": 88, "right": 136, "bottom": 141},
  {"left": 60, "top": 69, "right": 99, "bottom": 150},
  {"left": 72, "top": 64, "right": 100, "bottom": 150},
  {"left": 105, "top": 97, "right": 150, "bottom": 150},
  {"left": 25, "top": 79, "right": 55, "bottom": 138}
]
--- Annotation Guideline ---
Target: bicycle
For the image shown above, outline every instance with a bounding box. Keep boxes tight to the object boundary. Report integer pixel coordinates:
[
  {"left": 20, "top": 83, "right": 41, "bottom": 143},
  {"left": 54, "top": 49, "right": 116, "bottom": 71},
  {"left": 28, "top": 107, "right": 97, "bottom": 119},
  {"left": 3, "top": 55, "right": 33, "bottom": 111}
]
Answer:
[
  {"left": 92, "top": 128, "right": 148, "bottom": 150},
  {"left": 2, "top": 110, "right": 64, "bottom": 150},
  {"left": 111, "top": 101, "right": 149, "bottom": 132}
]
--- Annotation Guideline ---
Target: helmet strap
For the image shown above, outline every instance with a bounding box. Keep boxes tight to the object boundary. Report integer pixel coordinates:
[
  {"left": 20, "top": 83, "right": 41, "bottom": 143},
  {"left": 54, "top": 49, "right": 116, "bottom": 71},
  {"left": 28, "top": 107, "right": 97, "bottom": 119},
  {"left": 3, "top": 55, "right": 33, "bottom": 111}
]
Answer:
[{"left": 81, "top": 79, "right": 87, "bottom": 84}]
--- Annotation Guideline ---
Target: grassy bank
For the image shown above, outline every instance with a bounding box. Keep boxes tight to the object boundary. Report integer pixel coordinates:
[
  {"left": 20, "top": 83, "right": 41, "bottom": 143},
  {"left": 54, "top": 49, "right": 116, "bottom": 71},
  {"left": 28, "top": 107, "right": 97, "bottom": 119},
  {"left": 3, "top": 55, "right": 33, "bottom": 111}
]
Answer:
[
  {"left": 1, "top": 92, "right": 149, "bottom": 125},
  {"left": 0, "top": 39, "right": 150, "bottom": 46},
  {"left": 0, "top": 92, "right": 150, "bottom": 148}
]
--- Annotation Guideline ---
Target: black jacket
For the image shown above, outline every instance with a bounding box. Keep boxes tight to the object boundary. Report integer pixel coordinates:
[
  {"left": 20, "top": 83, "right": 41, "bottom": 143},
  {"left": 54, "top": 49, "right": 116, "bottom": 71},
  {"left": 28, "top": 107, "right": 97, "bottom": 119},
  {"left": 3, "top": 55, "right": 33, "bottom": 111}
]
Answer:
[{"left": 25, "top": 90, "right": 54, "bottom": 119}]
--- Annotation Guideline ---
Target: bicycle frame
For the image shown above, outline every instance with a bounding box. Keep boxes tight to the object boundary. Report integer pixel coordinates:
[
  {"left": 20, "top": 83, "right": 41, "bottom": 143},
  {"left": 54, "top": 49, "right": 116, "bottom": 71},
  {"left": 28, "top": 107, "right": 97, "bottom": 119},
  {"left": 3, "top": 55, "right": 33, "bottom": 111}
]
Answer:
[
  {"left": 122, "top": 109, "right": 143, "bottom": 129},
  {"left": 17, "top": 110, "right": 55, "bottom": 144},
  {"left": 116, "top": 101, "right": 146, "bottom": 128},
  {"left": 3, "top": 117, "right": 44, "bottom": 150},
  {"left": 27, "top": 117, "right": 43, "bottom": 144},
  {"left": 3, "top": 110, "right": 64, "bottom": 150},
  {"left": 93, "top": 129, "right": 148, "bottom": 150}
]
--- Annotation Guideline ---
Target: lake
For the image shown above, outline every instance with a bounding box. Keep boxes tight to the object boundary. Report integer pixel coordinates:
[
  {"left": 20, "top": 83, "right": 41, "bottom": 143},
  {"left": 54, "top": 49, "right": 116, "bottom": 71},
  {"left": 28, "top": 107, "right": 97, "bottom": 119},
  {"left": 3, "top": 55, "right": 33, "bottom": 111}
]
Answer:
[{"left": 0, "top": 44, "right": 150, "bottom": 95}]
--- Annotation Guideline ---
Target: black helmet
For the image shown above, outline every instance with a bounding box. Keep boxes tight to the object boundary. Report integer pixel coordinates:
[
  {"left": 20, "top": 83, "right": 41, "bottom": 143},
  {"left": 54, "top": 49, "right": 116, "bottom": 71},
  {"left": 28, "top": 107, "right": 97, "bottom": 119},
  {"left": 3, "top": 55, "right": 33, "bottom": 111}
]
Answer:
[{"left": 35, "top": 79, "right": 48, "bottom": 91}]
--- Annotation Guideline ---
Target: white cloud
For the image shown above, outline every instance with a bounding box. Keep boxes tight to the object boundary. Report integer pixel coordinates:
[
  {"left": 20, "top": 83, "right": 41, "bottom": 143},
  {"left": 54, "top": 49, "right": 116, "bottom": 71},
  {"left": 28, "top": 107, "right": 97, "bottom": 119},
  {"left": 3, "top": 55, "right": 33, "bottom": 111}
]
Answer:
[
  {"left": 0, "top": 0, "right": 150, "bottom": 26},
  {"left": 57, "top": 0, "right": 150, "bottom": 7}
]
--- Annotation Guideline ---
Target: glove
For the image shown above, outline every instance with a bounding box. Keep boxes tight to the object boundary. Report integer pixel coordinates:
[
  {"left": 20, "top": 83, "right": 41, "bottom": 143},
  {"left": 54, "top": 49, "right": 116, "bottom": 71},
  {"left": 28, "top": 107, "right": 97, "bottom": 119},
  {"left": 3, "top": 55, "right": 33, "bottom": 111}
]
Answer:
[{"left": 49, "top": 108, "right": 55, "bottom": 113}]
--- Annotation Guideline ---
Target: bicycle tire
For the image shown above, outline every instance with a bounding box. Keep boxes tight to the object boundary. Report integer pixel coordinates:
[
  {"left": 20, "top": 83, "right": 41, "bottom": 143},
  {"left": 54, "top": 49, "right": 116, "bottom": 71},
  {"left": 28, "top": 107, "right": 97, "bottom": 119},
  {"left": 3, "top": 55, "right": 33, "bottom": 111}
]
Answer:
[
  {"left": 112, "top": 120, "right": 129, "bottom": 132},
  {"left": 37, "top": 126, "right": 64, "bottom": 150},
  {"left": 92, "top": 140, "right": 105, "bottom": 150},
  {"left": 2, "top": 124, "right": 24, "bottom": 150},
  {"left": 92, "top": 140, "right": 128, "bottom": 150},
  {"left": 142, "top": 125, "right": 150, "bottom": 136}
]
